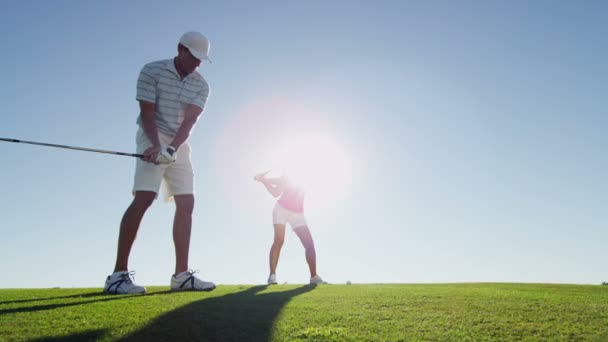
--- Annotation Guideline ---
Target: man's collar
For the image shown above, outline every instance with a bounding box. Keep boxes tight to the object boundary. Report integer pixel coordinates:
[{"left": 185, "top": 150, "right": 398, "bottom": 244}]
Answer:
[
  {"left": 165, "top": 58, "right": 179, "bottom": 78},
  {"left": 164, "top": 58, "right": 199, "bottom": 80}
]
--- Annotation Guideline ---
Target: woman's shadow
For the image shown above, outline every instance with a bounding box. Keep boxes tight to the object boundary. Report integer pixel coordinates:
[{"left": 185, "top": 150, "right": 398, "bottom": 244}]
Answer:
[{"left": 121, "top": 284, "right": 316, "bottom": 341}]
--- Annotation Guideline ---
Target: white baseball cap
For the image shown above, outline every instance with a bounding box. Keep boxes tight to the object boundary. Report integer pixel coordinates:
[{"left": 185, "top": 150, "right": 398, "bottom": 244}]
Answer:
[{"left": 179, "top": 31, "right": 212, "bottom": 63}]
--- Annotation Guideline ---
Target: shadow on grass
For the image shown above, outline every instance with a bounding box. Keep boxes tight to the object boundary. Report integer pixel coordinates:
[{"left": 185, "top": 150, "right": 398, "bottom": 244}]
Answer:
[
  {"left": 121, "top": 284, "right": 316, "bottom": 342},
  {"left": 0, "top": 291, "right": 173, "bottom": 316},
  {"left": 0, "top": 291, "right": 116, "bottom": 305},
  {"left": 26, "top": 329, "right": 109, "bottom": 342}
]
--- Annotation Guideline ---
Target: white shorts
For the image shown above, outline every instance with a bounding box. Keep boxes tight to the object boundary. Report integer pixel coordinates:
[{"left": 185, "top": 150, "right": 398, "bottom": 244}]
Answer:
[
  {"left": 132, "top": 127, "right": 194, "bottom": 202},
  {"left": 273, "top": 203, "right": 307, "bottom": 229}
]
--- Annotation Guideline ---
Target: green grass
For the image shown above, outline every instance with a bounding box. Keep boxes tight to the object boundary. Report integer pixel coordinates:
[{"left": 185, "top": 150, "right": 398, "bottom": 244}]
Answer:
[{"left": 1, "top": 283, "right": 607, "bottom": 341}]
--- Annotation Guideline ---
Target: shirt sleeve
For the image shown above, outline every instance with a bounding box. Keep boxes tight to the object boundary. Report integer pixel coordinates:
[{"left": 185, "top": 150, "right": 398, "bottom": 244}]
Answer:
[
  {"left": 136, "top": 64, "right": 157, "bottom": 103},
  {"left": 190, "top": 79, "right": 210, "bottom": 111}
]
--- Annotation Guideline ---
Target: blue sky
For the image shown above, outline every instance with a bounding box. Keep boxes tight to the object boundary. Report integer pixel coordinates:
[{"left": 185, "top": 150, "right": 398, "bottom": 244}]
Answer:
[{"left": 0, "top": 1, "right": 606, "bottom": 288}]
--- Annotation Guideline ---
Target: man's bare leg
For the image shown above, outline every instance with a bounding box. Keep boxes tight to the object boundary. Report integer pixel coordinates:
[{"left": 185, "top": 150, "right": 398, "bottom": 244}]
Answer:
[
  {"left": 114, "top": 191, "right": 156, "bottom": 272},
  {"left": 173, "top": 194, "right": 195, "bottom": 275}
]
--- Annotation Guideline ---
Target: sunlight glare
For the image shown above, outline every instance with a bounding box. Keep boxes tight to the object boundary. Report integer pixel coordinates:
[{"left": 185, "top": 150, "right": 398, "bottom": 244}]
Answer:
[{"left": 271, "top": 133, "right": 352, "bottom": 207}]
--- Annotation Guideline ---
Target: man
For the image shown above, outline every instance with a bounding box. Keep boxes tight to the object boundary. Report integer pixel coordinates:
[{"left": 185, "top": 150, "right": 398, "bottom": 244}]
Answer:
[
  {"left": 254, "top": 171, "right": 326, "bottom": 285},
  {"left": 103, "top": 31, "right": 215, "bottom": 294}
]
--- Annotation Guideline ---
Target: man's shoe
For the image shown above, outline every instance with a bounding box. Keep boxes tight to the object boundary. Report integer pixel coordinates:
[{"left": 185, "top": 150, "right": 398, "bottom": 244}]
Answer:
[
  {"left": 309, "top": 275, "right": 327, "bottom": 285},
  {"left": 171, "top": 270, "right": 216, "bottom": 291},
  {"left": 267, "top": 273, "right": 278, "bottom": 285},
  {"left": 103, "top": 271, "right": 146, "bottom": 294}
]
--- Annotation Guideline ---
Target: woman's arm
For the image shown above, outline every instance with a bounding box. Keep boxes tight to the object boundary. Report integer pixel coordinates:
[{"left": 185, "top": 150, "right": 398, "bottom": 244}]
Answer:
[{"left": 256, "top": 175, "right": 284, "bottom": 198}]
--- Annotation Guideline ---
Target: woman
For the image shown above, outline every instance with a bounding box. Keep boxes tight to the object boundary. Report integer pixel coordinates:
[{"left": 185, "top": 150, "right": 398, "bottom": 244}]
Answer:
[{"left": 255, "top": 171, "right": 326, "bottom": 285}]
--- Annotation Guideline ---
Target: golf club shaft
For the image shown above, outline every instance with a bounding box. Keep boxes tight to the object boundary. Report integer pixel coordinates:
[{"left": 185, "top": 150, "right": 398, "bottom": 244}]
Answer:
[{"left": 0, "top": 137, "right": 143, "bottom": 158}]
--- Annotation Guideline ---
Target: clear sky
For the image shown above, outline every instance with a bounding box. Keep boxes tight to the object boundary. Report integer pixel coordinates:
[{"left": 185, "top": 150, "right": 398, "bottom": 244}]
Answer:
[{"left": 0, "top": 1, "right": 606, "bottom": 288}]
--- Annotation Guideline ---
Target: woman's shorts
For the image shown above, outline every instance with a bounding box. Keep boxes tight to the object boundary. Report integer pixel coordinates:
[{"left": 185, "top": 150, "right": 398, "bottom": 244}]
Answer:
[{"left": 272, "top": 202, "right": 307, "bottom": 229}]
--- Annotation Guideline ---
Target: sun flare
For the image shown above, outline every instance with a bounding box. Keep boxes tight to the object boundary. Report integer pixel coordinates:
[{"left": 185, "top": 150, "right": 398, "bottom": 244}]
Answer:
[{"left": 262, "top": 133, "right": 352, "bottom": 207}]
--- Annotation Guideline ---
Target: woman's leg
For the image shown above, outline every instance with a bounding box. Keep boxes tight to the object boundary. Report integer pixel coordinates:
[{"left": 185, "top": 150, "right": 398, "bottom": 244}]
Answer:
[
  {"left": 294, "top": 226, "right": 316, "bottom": 278},
  {"left": 270, "top": 224, "right": 286, "bottom": 275}
]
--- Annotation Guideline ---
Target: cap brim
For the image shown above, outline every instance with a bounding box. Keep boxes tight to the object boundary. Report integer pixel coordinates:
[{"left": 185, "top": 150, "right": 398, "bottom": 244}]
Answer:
[{"left": 191, "top": 50, "right": 212, "bottom": 64}]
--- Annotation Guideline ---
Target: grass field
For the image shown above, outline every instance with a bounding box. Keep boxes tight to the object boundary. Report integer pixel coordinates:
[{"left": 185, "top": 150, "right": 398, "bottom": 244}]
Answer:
[{"left": 1, "top": 283, "right": 607, "bottom": 341}]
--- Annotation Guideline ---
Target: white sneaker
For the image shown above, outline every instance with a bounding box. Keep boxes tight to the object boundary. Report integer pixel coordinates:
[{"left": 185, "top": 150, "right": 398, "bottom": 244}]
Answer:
[
  {"left": 103, "top": 271, "right": 146, "bottom": 294},
  {"left": 171, "top": 270, "right": 216, "bottom": 291},
  {"left": 267, "top": 274, "right": 278, "bottom": 285},
  {"left": 310, "top": 275, "right": 327, "bottom": 285}
]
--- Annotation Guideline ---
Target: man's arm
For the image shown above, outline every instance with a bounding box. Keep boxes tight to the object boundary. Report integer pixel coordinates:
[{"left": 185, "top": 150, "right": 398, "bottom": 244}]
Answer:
[
  {"left": 139, "top": 100, "right": 161, "bottom": 163},
  {"left": 170, "top": 104, "right": 203, "bottom": 150}
]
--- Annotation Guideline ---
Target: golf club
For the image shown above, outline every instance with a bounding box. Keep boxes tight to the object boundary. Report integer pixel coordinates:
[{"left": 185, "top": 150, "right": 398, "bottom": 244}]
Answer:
[{"left": 0, "top": 137, "right": 143, "bottom": 158}]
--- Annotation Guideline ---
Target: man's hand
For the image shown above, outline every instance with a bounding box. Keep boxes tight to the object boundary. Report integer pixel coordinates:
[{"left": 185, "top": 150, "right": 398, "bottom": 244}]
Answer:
[
  {"left": 155, "top": 146, "right": 177, "bottom": 165},
  {"left": 142, "top": 145, "right": 161, "bottom": 163}
]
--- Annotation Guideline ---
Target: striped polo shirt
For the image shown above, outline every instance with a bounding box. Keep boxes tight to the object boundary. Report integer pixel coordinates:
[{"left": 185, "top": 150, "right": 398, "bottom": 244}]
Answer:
[{"left": 136, "top": 59, "right": 209, "bottom": 136}]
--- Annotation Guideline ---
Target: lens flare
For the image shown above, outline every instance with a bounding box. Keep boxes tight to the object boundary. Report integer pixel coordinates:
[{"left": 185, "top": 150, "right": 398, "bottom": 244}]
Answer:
[{"left": 271, "top": 133, "right": 352, "bottom": 207}]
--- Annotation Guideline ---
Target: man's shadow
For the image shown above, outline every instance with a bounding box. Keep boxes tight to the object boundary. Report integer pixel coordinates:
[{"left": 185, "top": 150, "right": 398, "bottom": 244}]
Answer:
[
  {"left": 1, "top": 291, "right": 173, "bottom": 316},
  {"left": 121, "top": 285, "right": 315, "bottom": 342}
]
